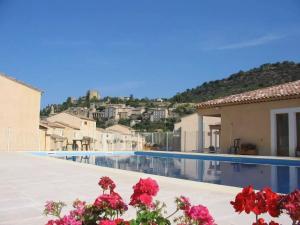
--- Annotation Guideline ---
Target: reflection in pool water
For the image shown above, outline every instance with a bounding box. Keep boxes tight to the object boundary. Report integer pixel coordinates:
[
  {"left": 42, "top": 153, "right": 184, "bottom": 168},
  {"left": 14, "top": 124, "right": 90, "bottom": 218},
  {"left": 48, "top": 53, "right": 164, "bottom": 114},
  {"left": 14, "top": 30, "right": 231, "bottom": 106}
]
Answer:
[{"left": 59, "top": 155, "right": 300, "bottom": 194}]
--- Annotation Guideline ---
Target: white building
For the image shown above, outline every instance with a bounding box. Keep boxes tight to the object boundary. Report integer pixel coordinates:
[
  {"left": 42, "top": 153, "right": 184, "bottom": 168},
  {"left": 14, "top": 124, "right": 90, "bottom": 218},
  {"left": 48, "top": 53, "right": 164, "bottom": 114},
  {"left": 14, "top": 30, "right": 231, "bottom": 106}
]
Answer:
[
  {"left": 174, "top": 113, "right": 221, "bottom": 152},
  {"left": 94, "top": 125, "right": 145, "bottom": 151},
  {"left": 150, "top": 108, "right": 169, "bottom": 122}
]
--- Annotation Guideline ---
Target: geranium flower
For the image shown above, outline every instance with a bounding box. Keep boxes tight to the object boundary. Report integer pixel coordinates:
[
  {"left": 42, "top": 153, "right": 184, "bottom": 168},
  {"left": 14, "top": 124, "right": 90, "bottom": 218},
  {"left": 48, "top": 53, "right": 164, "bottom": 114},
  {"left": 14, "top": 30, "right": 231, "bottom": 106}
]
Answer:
[
  {"left": 230, "top": 186, "right": 256, "bottom": 214},
  {"left": 132, "top": 178, "right": 159, "bottom": 196},
  {"left": 94, "top": 192, "right": 128, "bottom": 211},
  {"left": 281, "top": 189, "right": 300, "bottom": 223},
  {"left": 98, "top": 176, "right": 116, "bottom": 192},
  {"left": 269, "top": 221, "right": 279, "bottom": 225},
  {"left": 186, "top": 205, "right": 215, "bottom": 225},
  {"left": 129, "top": 178, "right": 159, "bottom": 208},
  {"left": 98, "top": 220, "right": 117, "bottom": 225},
  {"left": 114, "top": 218, "right": 130, "bottom": 225},
  {"left": 252, "top": 218, "right": 267, "bottom": 225},
  {"left": 71, "top": 199, "right": 86, "bottom": 217},
  {"left": 45, "top": 215, "right": 82, "bottom": 225},
  {"left": 176, "top": 196, "right": 191, "bottom": 211},
  {"left": 230, "top": 185, "right": 281, "bottom": 217}
]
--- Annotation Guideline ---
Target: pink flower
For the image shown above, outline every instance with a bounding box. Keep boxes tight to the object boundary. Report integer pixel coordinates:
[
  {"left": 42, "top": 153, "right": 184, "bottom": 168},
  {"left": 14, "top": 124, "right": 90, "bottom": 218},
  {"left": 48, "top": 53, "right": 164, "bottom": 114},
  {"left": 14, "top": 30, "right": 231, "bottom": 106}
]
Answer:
[
  {"left": 44, "top": 201, "right": 56, "bottom": 214},
  {"left": 187, "top": 205, "right": 215, "bottom": 225},
  {"left": 98, "top": 220, "right": 117, "bottom": 225},
  {"left": 71, "top": 199, "right": 86, "bottom": 216},
  {"left": 45, "top": 215, "right": 82, "bottom": 225}
]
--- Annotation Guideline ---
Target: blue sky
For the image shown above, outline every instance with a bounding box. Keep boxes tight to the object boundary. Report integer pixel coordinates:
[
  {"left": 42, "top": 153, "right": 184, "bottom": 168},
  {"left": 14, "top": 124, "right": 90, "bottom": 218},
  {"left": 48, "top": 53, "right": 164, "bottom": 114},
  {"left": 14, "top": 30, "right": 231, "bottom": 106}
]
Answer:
[{"left": 0, "top": 0, "right": 300, "bottom": 107}]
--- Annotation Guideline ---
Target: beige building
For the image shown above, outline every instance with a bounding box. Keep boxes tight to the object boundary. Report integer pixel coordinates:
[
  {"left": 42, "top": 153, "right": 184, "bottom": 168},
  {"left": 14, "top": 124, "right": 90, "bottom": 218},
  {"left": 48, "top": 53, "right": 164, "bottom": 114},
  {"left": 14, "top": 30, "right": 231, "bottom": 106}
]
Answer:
[
  {"left": 174, "top": 113, "right": 221, "bottom": 152},
  {"left": 197, "top": 80, "right": 300, "bottom": 156},
  {"left": 41, "top": 114, "right": 145, "bottom": 151},
  {"left": 0, "top": 73, "right": 42, "bottom": 151},
  {"left": 39, "top": 121, "right": 67, "bottom": 151},
  {"left": 45, "top": 112, "right": 96, "bottom": 150}
]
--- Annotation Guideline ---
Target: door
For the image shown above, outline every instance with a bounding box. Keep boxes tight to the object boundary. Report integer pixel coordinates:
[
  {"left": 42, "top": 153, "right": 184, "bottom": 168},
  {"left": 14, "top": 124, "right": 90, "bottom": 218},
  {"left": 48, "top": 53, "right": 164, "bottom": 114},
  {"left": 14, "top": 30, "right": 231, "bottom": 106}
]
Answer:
[{"left": 276, "top": 113, "right": 289, "bottom": 156}]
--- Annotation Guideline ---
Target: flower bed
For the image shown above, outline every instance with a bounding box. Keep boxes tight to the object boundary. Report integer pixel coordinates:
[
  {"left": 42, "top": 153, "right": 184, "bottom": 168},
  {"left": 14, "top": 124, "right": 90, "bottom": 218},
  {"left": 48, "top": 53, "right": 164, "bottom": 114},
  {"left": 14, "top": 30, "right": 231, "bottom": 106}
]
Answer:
[{"left": 44, "top": 177, "right": 299, "bottom": 225}]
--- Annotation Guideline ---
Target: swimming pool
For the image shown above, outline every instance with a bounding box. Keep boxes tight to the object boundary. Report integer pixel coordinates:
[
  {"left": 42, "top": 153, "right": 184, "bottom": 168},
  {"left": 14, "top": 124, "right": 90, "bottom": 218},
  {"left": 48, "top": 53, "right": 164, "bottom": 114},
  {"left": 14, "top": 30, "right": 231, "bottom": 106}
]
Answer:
[{"left": 34, "top": 151, "right": 300, "bottom": 193}]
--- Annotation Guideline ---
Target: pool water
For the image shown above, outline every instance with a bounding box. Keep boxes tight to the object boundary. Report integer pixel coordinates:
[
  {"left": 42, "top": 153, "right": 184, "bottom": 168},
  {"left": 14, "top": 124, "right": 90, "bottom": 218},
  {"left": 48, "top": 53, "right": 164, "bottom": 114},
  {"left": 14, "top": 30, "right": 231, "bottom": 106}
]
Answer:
[{"left": 51, "top": 153, "right": 300, "bottom": 194}]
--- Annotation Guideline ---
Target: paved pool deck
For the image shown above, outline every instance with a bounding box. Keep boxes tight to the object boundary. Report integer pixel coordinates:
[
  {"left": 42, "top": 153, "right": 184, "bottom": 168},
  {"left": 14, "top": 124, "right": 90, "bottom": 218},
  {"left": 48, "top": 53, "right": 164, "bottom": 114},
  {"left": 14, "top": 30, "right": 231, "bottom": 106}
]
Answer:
[{"left": 0, "top": 152, "right": 291, "bottom": 225}]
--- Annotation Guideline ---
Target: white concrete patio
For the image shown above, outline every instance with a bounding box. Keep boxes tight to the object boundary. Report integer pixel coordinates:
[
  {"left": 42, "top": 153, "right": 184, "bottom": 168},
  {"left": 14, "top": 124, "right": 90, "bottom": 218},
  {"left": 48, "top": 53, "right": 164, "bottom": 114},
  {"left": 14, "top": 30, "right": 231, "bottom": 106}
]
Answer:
[{"left": 0, "top": 152, "right": 291, "bottom": 225}]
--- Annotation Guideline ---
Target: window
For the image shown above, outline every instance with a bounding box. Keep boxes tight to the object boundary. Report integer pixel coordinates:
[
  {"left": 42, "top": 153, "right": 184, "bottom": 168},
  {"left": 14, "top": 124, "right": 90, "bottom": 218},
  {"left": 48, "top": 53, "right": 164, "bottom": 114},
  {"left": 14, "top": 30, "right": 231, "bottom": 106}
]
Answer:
[{"left": 84, "top": 121, "right": 87, "bottom": 125}]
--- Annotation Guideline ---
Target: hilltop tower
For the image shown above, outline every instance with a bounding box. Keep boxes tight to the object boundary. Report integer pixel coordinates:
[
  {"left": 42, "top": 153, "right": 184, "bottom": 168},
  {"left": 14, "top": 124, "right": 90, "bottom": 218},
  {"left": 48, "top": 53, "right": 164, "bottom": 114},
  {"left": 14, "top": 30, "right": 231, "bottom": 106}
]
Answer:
[{"left": 87, "top": 90, "right": 101, "bottom": 101}]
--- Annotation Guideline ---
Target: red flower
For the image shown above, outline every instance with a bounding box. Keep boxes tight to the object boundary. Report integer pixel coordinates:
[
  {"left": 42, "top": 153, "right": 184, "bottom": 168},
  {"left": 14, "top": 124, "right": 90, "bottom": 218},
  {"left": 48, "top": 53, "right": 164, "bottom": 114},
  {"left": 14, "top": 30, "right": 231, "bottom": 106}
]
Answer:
[
  {"left": 114, "top": 218, "right": 130, "bottom": 225},
  {"left": 252, "top": 218, "right": 267, "bottom": 225},
  {"left": 138, "top": 193, "right": 153, "bottom": 206},
  {"left": 129, "top": 178, "right": 159, "bottom": 208},
  {"left": 281, "top": 189, "right": 300, "bottom": 222},
  {"left": 269, "top": 221, "right": 279, "bottom": 225},
  {"left": 130, "top": 193, "right": 153, "bottom": 207},
  {"left": 94, "top": 192, "right": 128, "bottom": 211},
  {"left": 252, "top": 218, "right": 279, "bottom": 225},
  {"left": 230, "top": 186, "right": 256, "bottom": 214},
  {"left": 132, "top": 178, "right": 159, "bottom": 196},
  {"left": 98, "top": 176, "right": 116, "bottom": 192},
  {"left": 231, "top": 186, "right": 281, "bottom": 217},
  {"left": 98, "top": 220, "right": 116, "bottom": 225}
]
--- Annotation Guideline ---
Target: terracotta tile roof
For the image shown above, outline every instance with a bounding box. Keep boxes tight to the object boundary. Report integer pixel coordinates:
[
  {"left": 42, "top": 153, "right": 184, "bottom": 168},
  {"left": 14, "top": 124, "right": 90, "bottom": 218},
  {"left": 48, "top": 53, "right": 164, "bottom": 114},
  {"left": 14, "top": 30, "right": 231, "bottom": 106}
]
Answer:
[
  {"left": 0, "top": 72, "right": 43, "bottom": 93},
  {"left": 197, "top": 80, "right": 300, "bottom": 109}
]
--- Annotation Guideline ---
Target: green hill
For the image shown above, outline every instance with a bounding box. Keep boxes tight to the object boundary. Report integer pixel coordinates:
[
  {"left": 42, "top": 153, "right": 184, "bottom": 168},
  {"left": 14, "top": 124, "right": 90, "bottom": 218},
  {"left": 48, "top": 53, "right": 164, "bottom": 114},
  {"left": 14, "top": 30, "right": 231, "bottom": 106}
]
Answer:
[{"left": 171, "top": 61, "right": 300, "bottom": 103}]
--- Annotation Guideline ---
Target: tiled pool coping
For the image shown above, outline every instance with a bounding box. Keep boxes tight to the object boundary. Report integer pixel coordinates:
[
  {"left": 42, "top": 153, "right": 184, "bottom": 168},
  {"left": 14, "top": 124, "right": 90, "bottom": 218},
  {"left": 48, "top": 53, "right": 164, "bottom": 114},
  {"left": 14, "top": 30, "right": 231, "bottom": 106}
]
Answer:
[{"left": 28, "top": 150, "right": 300, "bottom": 166}]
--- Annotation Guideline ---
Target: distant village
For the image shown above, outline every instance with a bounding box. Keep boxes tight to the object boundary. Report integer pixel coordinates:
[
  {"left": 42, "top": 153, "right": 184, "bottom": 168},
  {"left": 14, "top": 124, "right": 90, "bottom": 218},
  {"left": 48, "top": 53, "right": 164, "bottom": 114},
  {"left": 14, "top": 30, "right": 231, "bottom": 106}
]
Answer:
[{"left": 41, "top": 89, "right": 196, "bottom": 132}]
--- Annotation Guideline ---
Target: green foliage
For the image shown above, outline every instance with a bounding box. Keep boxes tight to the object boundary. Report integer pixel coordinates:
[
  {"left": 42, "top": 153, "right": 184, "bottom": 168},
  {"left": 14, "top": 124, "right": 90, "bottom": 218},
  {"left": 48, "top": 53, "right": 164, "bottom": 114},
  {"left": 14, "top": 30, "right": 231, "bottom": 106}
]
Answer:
[
  {"left": 171, "top": 61, "right": 300, "bottom": 103},
  {"left": 130, "top": 202, "right": 171, "bottom": 225},
  {"left": 119, "top": 118, "right": 131, "bottom": 127},
  {"left": 173, "top": 104, "right": 195, "bottom": 116},
  {"left": 133, "top": 118, "right": 177, "bottom": 132}
]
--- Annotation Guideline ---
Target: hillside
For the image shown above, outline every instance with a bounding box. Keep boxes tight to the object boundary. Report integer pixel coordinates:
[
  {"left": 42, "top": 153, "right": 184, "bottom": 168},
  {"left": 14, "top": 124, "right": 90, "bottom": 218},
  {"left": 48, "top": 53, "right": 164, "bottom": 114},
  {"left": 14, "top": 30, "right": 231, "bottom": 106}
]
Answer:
[{"left": 171, "top": 61, "right": 300, "bottom": 103}]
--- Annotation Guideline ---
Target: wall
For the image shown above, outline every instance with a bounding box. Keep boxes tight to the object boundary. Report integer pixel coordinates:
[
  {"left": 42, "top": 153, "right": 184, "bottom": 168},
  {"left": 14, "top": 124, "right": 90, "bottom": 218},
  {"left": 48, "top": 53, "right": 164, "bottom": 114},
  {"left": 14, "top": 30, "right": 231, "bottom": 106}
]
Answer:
[
  {"left": 0, "top": 75, "right": 41, "bottom": 151},
  {"left": 175, "top": 113, "right": 220, "bottom": 152},
  {"left": 198, "top": 98, "right": 300, "bottom": 155}
]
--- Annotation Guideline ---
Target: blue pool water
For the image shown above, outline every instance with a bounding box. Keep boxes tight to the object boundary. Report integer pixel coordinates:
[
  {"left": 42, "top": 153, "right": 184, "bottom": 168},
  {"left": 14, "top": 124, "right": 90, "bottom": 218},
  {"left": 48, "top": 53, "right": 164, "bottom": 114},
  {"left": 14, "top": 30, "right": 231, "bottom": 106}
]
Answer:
[{"left": 34, "top": 151, "right": 300, "bottom": 193}]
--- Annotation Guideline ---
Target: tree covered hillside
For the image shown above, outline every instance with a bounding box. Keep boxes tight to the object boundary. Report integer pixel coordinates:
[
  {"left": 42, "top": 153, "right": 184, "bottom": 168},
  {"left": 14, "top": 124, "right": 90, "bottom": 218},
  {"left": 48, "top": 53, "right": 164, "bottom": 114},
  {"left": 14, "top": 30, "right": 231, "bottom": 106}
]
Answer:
[{"left": 171, "top": 61, "right": 300, "bottom": 103}]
